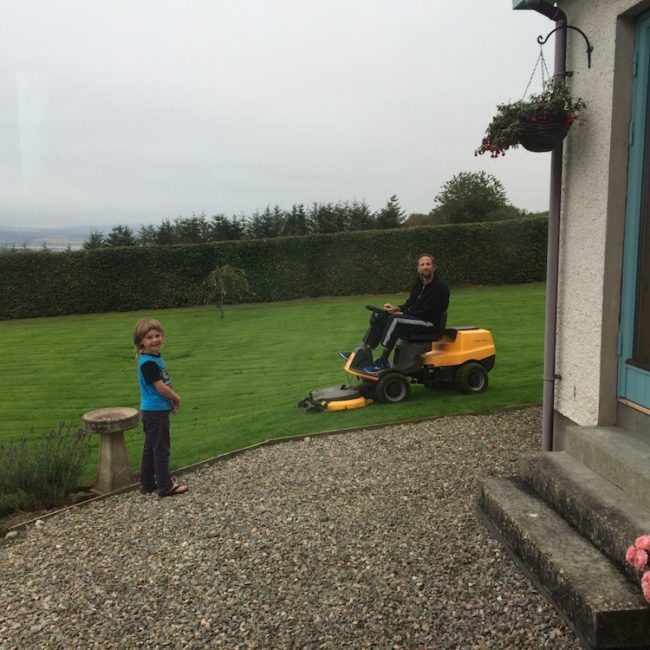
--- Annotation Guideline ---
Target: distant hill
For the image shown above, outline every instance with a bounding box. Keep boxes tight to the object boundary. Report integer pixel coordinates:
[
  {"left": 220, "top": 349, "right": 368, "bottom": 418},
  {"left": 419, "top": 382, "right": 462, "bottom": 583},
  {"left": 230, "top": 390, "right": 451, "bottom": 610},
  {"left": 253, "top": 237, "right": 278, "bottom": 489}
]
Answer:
[{"left": 0, "top": 225, "right": 112, "bottom": 251}]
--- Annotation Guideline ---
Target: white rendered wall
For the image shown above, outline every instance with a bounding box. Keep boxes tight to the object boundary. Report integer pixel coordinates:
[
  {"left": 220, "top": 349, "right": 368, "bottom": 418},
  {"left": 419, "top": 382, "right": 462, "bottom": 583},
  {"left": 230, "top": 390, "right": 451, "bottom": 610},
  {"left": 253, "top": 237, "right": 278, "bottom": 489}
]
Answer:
[{"left": 554, "top": 0, "right": 639, "bottom": 426}]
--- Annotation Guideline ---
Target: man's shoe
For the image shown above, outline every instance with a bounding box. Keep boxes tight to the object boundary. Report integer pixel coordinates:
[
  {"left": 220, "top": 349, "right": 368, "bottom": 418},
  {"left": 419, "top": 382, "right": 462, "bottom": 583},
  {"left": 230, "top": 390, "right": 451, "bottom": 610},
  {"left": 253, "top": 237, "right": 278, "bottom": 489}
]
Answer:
[
  {"left": 362, "top": 359, "right": 390, "bottom": 374},
  {"left": 338, "top": 350, "right": 351, "bottom": 360}
]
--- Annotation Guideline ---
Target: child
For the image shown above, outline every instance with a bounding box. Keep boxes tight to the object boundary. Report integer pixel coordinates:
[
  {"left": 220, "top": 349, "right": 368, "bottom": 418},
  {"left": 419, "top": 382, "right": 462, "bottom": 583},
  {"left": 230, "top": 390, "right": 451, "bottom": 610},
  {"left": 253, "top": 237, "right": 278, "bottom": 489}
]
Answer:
[{"left": 133, "top": 318, "right": 188, "bottom": 497}]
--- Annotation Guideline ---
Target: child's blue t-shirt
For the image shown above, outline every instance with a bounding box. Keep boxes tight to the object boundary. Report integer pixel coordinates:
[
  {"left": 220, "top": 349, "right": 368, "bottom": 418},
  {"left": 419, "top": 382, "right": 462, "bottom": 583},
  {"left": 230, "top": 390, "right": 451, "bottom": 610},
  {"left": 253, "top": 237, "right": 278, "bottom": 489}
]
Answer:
[{"left": 138, "top": 353, "right": 172, "bottom": 411}]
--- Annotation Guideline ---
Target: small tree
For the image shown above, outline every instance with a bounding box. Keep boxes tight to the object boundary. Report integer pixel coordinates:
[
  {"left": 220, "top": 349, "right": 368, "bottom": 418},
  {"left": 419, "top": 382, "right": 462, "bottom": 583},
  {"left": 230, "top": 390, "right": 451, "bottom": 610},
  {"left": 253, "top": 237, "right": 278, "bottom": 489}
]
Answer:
[
  {"left": 200, "top": 265, "right": 250, "bottom": 319},
  {"left": 105, "top": 224, "right": 137, "bottom": 247},
  {"left": 83, "top": 230, "right": 106, "bottom": 249},
  {"left": 138, "top": 224, "right": 157, "bottom": 246},
  {"left": 209, "top": 214, "right": 246, "bottom": 241},
  {"left": 155, "top": 219, "right": 176, "bottom": 245},
  {"left": 309, "top": 202, "right": 342, "bottom": 234},
  {"left": 247, "top": 209, "right": 281, "bottom": 239},
  {"left": 375, "top": 194, "right": 405, "bottom": 229},
  {"left": 284, "top": 204, "right": 310, "bottom": 236},
  {"left": 346, "top": 200, "right": 375, "bottom": 231},
  {"left": 174, "top": 213, "right": 209, "bottom": 244}
]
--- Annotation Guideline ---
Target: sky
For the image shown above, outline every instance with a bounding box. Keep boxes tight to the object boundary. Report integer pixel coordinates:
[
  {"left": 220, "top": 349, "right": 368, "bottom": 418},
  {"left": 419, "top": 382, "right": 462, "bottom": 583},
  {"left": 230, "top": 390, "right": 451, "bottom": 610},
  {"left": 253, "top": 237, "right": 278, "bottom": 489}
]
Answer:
[{"left": 0, "top": 1, "right": 556, "bottom": 230}]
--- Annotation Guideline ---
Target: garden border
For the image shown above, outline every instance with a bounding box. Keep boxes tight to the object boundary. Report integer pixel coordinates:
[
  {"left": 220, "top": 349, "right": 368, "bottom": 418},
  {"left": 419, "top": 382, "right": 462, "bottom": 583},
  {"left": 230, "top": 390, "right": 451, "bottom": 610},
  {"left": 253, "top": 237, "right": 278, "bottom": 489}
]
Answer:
[{"left": 3, "top": 403, "right": 539, "bottom": 536}]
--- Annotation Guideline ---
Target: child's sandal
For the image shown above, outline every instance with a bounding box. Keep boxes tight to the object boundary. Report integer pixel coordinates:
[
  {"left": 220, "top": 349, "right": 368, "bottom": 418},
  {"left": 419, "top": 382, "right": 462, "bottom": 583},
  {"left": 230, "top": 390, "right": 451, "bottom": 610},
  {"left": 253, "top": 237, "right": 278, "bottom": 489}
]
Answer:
[{"left": 159, "top": 480, "right": 188, "bottom": 497}]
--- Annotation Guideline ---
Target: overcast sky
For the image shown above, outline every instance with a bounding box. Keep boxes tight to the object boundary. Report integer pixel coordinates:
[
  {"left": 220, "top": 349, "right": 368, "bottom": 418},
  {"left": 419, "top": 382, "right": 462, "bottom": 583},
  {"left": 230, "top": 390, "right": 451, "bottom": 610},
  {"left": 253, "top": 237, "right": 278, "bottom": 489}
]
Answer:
[{"left": 0, "top": 1, "right": 557, "bottom": 230}]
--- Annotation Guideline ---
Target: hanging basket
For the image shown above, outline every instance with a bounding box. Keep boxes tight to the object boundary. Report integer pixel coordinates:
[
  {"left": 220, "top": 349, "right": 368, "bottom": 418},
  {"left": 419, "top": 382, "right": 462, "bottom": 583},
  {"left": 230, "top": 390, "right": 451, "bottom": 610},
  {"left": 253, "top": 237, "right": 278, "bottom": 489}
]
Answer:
[{"left": 519, "top": 119, "right": 571, "bottom": 152}]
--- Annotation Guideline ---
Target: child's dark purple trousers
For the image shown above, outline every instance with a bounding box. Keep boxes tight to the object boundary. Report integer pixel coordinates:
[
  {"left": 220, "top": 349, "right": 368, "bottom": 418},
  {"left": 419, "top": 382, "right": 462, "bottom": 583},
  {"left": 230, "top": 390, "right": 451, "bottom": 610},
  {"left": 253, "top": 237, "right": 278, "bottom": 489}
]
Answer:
[{"left": 140, "top": 410, "right": 173, "bottom": 494}]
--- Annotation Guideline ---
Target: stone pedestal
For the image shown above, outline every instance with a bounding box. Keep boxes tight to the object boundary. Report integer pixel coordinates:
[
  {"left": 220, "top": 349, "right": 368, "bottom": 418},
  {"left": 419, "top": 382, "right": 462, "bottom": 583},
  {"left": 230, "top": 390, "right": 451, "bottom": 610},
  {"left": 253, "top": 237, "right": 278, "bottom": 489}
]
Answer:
[{"left": 83, "top": 407, "right": 140, "bottom": 494}]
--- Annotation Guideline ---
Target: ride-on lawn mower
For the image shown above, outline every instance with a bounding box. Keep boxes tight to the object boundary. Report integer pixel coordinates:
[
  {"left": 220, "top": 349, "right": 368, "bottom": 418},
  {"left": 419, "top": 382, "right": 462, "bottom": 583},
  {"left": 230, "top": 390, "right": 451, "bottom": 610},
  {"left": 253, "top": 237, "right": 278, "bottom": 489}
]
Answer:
[{"left": 298, "top": 306, "right": 496, "bottom": 413}]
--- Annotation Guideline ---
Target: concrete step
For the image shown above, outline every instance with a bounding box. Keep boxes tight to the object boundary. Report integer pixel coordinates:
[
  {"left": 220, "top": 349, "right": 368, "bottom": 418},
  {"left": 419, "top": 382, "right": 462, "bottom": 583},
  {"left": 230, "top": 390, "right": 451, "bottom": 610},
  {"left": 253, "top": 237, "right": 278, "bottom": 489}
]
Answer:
[
  {"left": 478, "top": 477, "right": 650, "bottom": 649},
  {"left": 520, "top": 451, "right": 650, "bottom": 583},
  {"left": 558, "top": 425, "right": 650, "bottom": 510}
]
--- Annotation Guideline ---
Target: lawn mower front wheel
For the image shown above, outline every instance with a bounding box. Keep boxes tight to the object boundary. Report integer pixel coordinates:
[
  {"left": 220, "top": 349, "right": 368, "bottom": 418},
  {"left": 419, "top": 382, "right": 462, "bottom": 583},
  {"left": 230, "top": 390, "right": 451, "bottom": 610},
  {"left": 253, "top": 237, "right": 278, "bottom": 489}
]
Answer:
[
  {"left": 454, "top": 361, "right": 488, "bottom": 394},
  {"left": 376, "top": 372, "right": 411, "bottom": 404}
]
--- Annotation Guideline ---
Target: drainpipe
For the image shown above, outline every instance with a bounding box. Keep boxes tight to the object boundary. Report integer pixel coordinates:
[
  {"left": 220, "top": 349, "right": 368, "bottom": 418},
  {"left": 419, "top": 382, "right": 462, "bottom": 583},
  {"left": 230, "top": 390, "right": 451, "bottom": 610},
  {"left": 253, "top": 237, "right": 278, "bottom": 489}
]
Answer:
[{"left": 524, "top": 0, "right": 567, "bottom": 451}]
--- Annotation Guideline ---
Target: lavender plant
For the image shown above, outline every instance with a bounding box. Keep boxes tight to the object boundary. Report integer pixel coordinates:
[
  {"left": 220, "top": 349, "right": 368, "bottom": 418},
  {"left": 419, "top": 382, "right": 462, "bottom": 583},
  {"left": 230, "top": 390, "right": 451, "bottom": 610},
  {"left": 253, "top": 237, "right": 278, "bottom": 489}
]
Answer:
[{"left": 0, "top": 422, "right": 90, "bottom": 515}]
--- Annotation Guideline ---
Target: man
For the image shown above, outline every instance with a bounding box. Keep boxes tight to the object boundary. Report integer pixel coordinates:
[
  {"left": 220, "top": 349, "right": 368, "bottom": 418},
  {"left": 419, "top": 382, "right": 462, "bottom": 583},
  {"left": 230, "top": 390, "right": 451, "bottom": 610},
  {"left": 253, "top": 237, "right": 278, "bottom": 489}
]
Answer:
[{"left": 341, "top": 253, "right": 450, "bottom": 374}]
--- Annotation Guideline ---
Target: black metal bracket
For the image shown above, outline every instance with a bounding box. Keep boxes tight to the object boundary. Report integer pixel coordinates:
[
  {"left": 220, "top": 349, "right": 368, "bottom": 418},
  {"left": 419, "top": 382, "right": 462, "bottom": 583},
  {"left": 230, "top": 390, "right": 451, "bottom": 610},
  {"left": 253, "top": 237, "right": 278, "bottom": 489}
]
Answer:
[{"left": 538, "top": 25, "right": 594, "bottom": 69}]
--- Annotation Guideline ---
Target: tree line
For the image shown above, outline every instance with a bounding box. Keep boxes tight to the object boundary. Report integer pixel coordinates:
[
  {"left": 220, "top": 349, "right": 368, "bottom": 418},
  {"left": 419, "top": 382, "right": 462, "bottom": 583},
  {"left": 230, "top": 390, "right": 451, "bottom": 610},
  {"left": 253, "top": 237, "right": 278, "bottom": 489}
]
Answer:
[
  {"left": 83, "top": 173, "right": 545, "bottom": 249},
  {"left": 84, "top": 196, "right": 406, "bottom": 249}
]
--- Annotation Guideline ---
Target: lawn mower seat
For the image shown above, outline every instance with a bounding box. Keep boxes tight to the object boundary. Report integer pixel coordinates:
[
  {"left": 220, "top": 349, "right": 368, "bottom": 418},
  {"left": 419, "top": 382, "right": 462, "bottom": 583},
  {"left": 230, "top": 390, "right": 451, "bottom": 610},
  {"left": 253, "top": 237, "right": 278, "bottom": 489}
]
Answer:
[{"left": 400, "top": 311, "right": 448, "bottom": 343}]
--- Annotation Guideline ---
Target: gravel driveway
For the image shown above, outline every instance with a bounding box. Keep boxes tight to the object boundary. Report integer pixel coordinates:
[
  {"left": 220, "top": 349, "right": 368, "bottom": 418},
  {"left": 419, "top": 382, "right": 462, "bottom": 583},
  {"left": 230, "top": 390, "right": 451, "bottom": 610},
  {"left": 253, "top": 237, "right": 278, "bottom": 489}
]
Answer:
[{"left": 0, "top": 406, "right": 580, "bottom": 649}]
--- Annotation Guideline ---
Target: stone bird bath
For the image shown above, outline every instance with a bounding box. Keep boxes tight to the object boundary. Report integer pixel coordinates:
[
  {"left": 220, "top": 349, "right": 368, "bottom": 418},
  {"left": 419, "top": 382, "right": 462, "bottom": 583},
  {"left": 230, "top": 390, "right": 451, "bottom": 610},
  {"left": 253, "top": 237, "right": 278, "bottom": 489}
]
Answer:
[{"left": 83, "top": 407, "right": 140, "bottom": 494}]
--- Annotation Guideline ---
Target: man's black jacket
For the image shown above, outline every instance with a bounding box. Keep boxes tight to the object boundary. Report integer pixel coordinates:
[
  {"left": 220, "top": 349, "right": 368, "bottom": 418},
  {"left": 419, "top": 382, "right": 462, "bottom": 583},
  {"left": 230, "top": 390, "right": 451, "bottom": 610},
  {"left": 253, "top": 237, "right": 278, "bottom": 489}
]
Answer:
[{"left": 398, "top": 275, "right": 450, "bottom": 330}]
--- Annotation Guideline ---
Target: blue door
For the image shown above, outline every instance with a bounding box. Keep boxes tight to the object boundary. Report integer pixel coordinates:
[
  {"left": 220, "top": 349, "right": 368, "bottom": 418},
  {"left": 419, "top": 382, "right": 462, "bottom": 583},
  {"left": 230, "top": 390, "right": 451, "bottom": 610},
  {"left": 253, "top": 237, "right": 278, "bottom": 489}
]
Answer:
[{"left": 619, "top": 13, "right": 650, "bottom": 408}]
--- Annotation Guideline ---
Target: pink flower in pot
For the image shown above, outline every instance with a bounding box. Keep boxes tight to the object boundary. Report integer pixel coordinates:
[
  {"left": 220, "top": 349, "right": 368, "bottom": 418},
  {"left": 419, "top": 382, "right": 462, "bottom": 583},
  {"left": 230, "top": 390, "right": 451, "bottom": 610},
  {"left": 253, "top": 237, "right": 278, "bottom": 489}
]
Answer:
[
  {"left": 626, "top": 545, "right": 648, "bottom": 571},
  {"left": 642, "top": 572, "right": 650, "bottom": 604}
]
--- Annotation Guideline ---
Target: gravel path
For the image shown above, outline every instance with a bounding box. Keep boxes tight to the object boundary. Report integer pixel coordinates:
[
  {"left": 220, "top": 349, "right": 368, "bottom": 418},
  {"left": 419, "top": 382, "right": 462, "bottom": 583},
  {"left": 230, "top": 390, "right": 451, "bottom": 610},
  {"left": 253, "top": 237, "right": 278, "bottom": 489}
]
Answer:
[{"left": 1, "top": 406, "right": 580, "bottom": 649}]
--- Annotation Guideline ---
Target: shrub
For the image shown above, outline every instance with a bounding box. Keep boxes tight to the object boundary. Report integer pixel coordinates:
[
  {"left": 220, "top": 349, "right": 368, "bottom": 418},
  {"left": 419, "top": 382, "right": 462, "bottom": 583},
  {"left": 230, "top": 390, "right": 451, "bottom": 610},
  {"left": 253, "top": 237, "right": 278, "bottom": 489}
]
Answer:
[{"left": 0, "top": 423, "right": 91, "bottom": 515}]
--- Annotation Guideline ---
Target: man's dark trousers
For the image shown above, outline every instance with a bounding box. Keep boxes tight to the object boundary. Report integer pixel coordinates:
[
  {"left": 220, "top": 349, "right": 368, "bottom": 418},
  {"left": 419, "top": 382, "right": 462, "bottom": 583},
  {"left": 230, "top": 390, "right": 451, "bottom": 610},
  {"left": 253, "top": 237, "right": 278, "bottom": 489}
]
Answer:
[{"left": 363, "top": 311, "right": 436, "bottom": 350}]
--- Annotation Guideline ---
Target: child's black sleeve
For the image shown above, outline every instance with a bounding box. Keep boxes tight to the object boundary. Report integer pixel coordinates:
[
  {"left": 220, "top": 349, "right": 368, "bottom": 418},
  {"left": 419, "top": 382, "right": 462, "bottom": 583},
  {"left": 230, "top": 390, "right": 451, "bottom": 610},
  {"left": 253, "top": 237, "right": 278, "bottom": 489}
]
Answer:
[{"left": 140, "top": 361, "right": 163, "bottom": 384}]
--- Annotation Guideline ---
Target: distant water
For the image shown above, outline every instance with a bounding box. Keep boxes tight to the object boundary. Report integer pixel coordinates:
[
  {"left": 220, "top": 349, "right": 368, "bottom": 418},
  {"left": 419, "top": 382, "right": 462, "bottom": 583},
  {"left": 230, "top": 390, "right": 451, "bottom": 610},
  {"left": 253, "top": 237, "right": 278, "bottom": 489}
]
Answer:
[
  {"left": 0, "top": 225, "right": 105, "bottom": 251},
  {"left": 0, "top": 240, "right": 84, "bottom": 251}
]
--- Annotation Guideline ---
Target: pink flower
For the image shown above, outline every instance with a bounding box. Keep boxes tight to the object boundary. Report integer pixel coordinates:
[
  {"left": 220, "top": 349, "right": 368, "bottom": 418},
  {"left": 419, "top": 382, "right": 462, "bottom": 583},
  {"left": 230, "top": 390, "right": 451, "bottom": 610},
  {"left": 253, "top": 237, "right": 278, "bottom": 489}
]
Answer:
[
  {"left": 642, "top": 573, "right": 650, "bottom": 604},
  {"left": 643, "top": 585, "right": 650, "bottom": 604},
  {"left": 626, "top": 546, "right": 648, "bottom": 571},
  {"left": 642, "top": 571, "right": 650, "bottom": 589},
  {"left": 636, "top": 536, "right": 650, "bottom": 551}
]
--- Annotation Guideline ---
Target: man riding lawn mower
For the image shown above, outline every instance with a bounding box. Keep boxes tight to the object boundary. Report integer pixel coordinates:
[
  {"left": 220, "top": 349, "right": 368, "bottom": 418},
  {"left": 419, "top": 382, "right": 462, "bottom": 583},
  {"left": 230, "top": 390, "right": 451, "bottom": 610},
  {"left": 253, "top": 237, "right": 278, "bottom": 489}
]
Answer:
[{"left": 298, "top": 254, "right": 496, "bottom": 412}]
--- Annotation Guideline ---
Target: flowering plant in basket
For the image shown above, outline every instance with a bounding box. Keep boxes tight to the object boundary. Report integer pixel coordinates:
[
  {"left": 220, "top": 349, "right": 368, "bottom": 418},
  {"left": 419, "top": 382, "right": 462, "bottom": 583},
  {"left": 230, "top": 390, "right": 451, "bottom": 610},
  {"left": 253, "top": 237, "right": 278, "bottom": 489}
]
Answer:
[
  {"left": 625, "top": 535, "right": 650, "bottom": 603},
  {"left": 475, "top": 76, "right": 586, "bottom": 158}
]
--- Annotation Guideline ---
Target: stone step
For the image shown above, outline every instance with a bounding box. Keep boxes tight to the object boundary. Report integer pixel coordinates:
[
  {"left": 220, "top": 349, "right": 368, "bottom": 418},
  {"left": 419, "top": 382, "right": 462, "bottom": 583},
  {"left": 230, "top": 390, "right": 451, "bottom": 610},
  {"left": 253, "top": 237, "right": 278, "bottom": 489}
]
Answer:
[
  {"left": 478, "top": 477, "right": 650, "bottom": 649},
  {"left": 558, "top": 425, "right": 650, "bottom": 510},
  {"left": 520, "top": 451, "right": 650, "bottom": 583}
]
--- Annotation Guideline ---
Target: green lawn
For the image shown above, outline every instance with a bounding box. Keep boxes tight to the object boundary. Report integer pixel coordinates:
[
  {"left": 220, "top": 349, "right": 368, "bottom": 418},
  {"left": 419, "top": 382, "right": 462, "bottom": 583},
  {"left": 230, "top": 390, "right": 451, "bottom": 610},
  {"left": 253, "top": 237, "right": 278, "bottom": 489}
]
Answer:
[{"left": 0, "top": 284, "right": 545, "bottom": 482}]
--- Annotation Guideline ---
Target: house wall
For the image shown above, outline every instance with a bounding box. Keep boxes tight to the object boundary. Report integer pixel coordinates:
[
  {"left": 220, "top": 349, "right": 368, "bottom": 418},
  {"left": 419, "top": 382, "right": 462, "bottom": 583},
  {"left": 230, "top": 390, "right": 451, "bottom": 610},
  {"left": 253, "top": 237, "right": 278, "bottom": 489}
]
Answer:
[{"left": 554, "top": 0, "right": 643, "bottom": 427}]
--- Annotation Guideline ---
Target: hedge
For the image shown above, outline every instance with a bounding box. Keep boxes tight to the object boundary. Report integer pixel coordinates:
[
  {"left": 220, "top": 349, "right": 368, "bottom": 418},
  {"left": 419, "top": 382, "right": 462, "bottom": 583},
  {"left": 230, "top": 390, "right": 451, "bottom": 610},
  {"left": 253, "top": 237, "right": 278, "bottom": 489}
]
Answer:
[{"left": 0, "top": 217, "right": 547, "bottom": 319}]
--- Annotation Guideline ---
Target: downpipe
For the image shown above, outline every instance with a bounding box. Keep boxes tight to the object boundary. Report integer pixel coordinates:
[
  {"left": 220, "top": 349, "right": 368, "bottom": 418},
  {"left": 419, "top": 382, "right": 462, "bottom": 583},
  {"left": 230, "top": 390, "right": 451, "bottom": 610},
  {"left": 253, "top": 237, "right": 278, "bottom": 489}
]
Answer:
[{"left": 525, "top": 0, "right": 567, "bottom": 451}]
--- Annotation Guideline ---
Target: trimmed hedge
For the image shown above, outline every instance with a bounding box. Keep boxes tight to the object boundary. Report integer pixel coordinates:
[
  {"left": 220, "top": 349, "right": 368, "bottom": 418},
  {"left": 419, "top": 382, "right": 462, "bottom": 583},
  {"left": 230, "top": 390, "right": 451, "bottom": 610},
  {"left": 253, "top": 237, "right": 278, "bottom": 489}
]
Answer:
[{"left": 0, "top": 217, "right": 547, "bottom": 319}]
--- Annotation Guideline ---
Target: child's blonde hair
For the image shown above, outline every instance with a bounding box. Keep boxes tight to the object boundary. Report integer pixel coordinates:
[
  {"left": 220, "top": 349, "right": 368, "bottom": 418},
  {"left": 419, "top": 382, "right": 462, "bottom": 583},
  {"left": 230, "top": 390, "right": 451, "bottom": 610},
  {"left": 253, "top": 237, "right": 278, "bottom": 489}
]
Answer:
[{"left": 133, "top": 318, "right": 164, "bottom": 357}]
